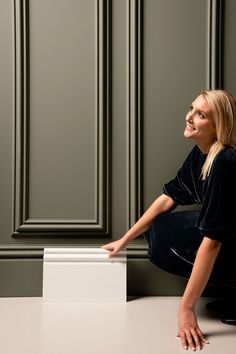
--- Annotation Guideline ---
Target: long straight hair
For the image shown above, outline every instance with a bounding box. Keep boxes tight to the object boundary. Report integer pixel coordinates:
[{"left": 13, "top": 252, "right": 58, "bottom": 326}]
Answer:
[{"left": 200, "top": 90, "right": 236, "bottom": 179}]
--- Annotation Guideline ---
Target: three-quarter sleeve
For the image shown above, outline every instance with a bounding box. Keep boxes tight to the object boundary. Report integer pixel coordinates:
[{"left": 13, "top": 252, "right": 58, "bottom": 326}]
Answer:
[
  {"left": 163, "top": 146, "right": 204, "bottom": 205},
  {"left": 197, "top": 151, "right": 236, "bottom": 244}
]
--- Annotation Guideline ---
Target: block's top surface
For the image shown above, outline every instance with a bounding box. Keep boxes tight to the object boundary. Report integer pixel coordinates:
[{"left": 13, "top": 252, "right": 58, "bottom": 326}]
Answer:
[{"left": 44, "top": 248, "right": 126, "bottom": 263}]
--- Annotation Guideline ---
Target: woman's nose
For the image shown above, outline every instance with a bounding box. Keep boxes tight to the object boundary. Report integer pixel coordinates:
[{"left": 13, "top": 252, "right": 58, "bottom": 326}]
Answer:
[{"left": 186, "top": 112, "right": 193, "bottom": 123}]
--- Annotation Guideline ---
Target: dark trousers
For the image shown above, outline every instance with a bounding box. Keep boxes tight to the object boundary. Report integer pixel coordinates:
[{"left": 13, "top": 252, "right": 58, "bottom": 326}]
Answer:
[{"left": 144, "top": 210, "right": 236, "bottom": 293}]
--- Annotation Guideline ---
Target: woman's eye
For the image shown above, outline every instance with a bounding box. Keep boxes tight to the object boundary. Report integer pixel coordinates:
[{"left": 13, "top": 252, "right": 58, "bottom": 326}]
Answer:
[{"left": 198, "top": 112, "right": 205, "bottom": 119}]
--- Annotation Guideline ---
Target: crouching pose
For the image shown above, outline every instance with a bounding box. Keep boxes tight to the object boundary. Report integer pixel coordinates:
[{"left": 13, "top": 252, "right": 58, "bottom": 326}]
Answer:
[{"left": 102, "top": 90, "right": 236, "bottom": 351}]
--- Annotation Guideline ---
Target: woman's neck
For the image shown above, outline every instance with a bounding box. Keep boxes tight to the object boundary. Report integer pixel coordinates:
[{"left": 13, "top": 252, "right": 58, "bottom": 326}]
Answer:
[{"left": 196, "top": 139, "right": 215, "bottom": 154}]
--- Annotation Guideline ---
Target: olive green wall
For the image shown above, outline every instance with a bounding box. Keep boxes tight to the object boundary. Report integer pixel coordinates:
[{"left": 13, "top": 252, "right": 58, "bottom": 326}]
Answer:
[{"left": 0, "top": 0, "right": 235, "bottom": 296}]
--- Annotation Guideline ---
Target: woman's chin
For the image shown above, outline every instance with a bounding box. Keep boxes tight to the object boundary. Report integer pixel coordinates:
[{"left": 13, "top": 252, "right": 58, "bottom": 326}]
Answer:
[{"left": 184, "top": 130, "right": 194, "bottom": 139}]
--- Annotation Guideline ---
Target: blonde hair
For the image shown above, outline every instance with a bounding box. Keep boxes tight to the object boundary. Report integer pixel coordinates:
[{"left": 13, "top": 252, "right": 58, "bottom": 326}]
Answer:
[{"left": 200, "top": 90, "right": 236, "bottom": 179}]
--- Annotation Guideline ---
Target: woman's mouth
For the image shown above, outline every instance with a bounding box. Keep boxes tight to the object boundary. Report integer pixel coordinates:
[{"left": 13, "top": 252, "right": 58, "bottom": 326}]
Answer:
[{"left": 186, "top": 123, "right": 196, "bottom": 130}]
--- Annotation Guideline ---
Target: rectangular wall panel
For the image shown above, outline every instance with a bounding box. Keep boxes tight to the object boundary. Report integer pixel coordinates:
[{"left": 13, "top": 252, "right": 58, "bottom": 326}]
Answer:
[
  {"left": 13, "top": 0, "right": 110, "bottom": 237},
  {"left": 29, "top": 0, "right": 97, "bottom": 221}
]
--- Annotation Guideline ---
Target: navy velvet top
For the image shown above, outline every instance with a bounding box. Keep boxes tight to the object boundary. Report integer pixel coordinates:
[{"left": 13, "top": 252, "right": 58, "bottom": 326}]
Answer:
[{"left": 163, "top": 145, "right": 236, "bottom": 246}]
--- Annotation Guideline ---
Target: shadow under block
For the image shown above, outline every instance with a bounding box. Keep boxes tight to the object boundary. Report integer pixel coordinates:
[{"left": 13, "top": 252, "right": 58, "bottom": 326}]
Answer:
[{"left": 43, "top": 248, "right": 127, "bottom": 303}]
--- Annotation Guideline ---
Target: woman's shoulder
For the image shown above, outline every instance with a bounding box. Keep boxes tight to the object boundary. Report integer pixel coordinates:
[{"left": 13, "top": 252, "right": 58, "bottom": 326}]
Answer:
[
  {"left": 185, "top": 144, "right": 205, "bottom": 160},
  {"left": 185, "top": 145, "right": 207, "bottom": 166},
  {"left": 212, "top": 145, "right": 236, "bottom": 172}
]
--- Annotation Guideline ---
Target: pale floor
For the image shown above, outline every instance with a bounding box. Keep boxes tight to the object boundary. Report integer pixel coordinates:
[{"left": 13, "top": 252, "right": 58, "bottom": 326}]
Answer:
[{"left": 0, "top": 297, "right": 236, "bottom": 354}]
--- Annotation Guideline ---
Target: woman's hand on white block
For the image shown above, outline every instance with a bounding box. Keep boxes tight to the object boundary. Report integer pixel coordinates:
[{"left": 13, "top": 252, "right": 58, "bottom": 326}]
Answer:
[{"left": 101, "top": 238, "right": 128, "bottom": 257}]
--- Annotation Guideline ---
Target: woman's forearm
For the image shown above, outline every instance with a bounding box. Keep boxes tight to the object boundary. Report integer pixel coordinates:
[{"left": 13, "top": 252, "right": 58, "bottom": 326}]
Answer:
[
  {"left": 122, "top": 194, "right": 176, "bottom": 243},
  {"left": 180, "top": 236, "right": 222, "bottom": 310}
]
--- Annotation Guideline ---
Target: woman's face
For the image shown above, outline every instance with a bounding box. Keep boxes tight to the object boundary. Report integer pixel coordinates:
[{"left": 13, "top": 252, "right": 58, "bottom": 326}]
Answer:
[{"left": 184, "top": 94, "right": 216, "bottom": 146}]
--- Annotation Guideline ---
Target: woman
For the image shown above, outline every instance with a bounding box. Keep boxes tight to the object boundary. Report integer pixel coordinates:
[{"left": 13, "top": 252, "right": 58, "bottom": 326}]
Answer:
[{"left": 101, "top": 90, "right": 236, "bottom": 350}]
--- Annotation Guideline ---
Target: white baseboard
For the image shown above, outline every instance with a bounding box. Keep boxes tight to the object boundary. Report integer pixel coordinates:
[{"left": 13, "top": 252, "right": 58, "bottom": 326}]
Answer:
[{"left": 43, "top": 248, "right": 126, "bottom": 303}]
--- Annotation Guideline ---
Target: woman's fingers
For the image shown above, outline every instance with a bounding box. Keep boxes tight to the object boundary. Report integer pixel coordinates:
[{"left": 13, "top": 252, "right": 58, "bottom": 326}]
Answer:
[
  {"left": 101, "top": 237, "right": 128, "bottom": 257},
  {"left": 196, "top": 328, "right": 209, "bottom": 344},
  {"left": 179, "top": 331, "right": 188, "bottom": 350},
  {"left": 101, "top": 243, "right": 119, "bottom": 257},
  {"left": 192, "top": 331, "right": 202, "bottom": 350},
  {"left": 109, "top": 250, "right": 118, "bottom": 257},
  {"left": 183, "top": 329, "right": 196, "bottom": 351},
  {"left": 101, "top": 243, "right": 112, "bottom": 250},
  {"left": 179, "top": 328, "right": 209, "bottom": 351},
  {"left": 101, "top": 244, "right": 114, "bottom": 252}
]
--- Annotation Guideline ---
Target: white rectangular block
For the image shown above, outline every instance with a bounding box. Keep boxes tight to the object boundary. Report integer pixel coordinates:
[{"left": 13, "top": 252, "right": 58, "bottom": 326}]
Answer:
[{"left": 43, "top": 248, "right": 126, "bottom": 303}]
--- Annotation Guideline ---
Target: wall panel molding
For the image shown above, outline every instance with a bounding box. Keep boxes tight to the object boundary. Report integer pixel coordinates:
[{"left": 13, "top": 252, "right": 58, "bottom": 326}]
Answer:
[
  {"left": 0, "top": 246, "right": 148, "bottom": 260},
  {"left": 0, "top": 248, "right": 43, "bottom": 259},
  {"left": 207, "top": 0, "right": 224, "bottom": 89},
  {"left": 126, "top": 0, "right": 143, "bottom": 229},
  {"left": 13, "top": 0, "right": 111, "bottom": 237}
]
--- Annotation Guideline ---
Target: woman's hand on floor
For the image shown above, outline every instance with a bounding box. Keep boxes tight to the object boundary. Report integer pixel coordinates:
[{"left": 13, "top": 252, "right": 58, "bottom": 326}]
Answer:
[
  {"left": 177, "top": 307, "right": 209, "bottom": 351},
  {"left": 101, "top": 238, "right": 128, "bottom": 257}
]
